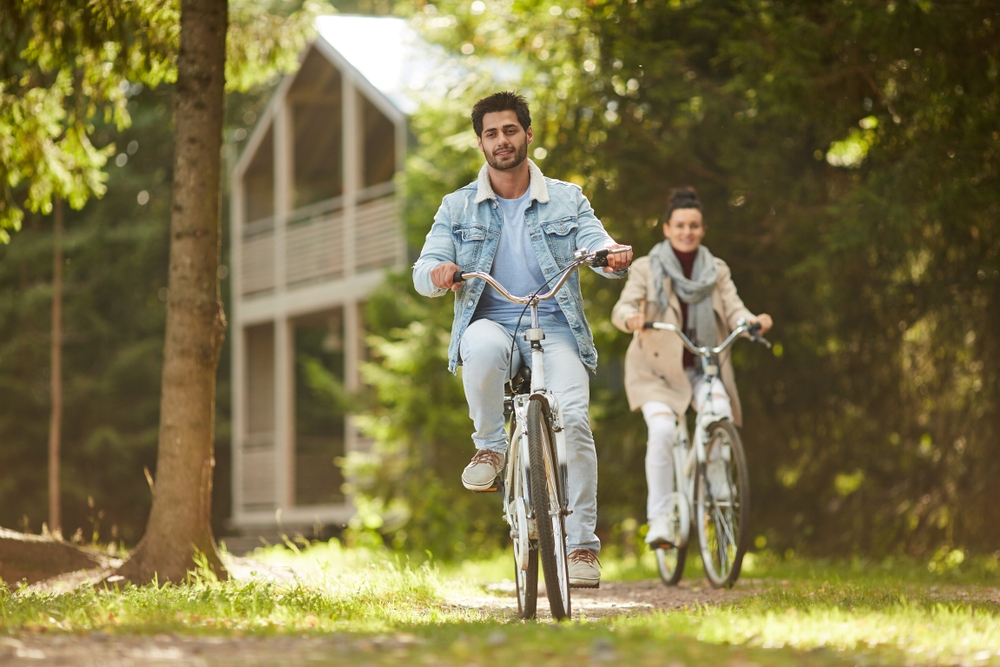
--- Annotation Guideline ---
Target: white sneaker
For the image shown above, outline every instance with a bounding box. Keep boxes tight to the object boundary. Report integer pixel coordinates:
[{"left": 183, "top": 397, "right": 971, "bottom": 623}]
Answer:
[
  {"left": 645, "top": 514, "right": 677, "bottom": 548},
  {"left": 461, "top": 449, "right": 504, "bottom": 491},
  {"left": 568, "top": 549, "right": 600, "bottom": 588}
]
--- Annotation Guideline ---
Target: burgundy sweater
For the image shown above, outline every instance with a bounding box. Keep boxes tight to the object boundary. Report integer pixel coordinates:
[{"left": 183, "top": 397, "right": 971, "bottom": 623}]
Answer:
[{"left": 672, "top": 246, "right": 698, "bottom": 368}]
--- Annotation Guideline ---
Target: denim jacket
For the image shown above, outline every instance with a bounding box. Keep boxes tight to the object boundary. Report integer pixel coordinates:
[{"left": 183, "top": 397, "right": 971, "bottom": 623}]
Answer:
[{"left": 413, "top": 160, "right": 627, "bottom": 374}]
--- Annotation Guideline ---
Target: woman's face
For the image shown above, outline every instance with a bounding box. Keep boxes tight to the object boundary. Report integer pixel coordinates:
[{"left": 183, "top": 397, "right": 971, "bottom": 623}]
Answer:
[{"left": 663, "top": 208, "right": 705, "bottom": 253}]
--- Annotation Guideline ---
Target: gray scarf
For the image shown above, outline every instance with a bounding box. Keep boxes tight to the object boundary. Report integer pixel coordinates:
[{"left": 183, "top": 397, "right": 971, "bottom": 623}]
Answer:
[{"left": 650, "top": 241, "right": 719, "bottom": 349}]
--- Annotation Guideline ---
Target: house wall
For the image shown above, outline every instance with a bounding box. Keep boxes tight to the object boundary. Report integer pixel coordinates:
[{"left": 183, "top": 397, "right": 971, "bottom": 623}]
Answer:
[{"left": 228, "top": 41, "right": 406, "bottom": 537}]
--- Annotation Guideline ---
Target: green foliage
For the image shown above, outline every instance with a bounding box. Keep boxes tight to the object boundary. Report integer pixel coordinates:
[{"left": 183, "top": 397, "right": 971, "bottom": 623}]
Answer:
[
  {"left": 0, "top": 0, "right": 329, "bottom": 235},
  {"left": 349, "top": 273, "right": 508, "bottom": 558},
  {"left": 364, "top": 0, "right": 1000, "bottom": 558},
  {"left": 0, "top": 88, "right": 173, "bottom": 542},
  {"left": 0, "top": 2, "right": 314, "bottom": 542}
]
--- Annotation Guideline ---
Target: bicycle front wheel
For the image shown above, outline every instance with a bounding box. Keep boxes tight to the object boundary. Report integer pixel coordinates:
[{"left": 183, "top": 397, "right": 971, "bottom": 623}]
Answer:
[
  {"left": 527, "top": 399, "right": 571, "bottom": 620},
  {"left": 695, "top": 420, "right": 750, "bottom": 588}
]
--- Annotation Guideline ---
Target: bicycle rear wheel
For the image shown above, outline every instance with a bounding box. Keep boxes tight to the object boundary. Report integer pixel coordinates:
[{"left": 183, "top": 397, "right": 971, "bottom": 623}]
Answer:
[
  {"left": 509, "top": 442, "right": 538, "bottom": 619},
  {"left": 695, "top": 420, "right": 750, "bottom": 588},
  {"left": 527, "top": 399, "right": 571, "bottom": 620},
  {"left": 655, "top": 493, "right": 690, "bottom": 585},
  {"left": 513, "top": 522, "right": 538, "bottom": 618}
]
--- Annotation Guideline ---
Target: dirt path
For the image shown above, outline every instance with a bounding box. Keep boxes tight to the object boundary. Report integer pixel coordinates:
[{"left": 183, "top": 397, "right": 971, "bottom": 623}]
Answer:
[{"left": 447, "top": 577, "right": 758, "bottom": 621}]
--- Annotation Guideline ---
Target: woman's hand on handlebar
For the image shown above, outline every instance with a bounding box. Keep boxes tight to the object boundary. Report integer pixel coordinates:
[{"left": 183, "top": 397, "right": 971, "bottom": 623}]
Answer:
[
  {"left": 749, "top": 313, "right": 773, "bottom": 334},
  {"left": 603, "top": 243, "right": 633, "bottom": 273},
  {"left": 431, "top": 261, "right": 463, "bottom": 292},
  {"left": 624, "top": 312, "right": 645, "bottom": 332}
]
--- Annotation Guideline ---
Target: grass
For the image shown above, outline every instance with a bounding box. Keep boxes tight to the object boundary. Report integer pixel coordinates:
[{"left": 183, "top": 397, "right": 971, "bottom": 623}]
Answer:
[{"left": 1, "top": 541, "right": 998, "bottom": 666}]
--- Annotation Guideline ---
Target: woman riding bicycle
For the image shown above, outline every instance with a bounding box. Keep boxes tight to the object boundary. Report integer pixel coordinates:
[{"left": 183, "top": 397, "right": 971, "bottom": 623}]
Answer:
[{"left": 611, "top": 186, "right": 773, "bottom": 548}]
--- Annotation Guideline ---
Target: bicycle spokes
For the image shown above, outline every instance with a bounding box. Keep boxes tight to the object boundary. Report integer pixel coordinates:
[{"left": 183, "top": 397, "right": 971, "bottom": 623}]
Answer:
[{"left": 696, "top": 420, "right": 750, "bottom": 589}]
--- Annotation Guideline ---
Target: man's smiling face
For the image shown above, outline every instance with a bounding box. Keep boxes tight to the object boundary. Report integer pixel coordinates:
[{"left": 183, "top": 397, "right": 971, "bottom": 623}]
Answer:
[{"left": 477, "top": 110, "right": 532, "bottom": 171}]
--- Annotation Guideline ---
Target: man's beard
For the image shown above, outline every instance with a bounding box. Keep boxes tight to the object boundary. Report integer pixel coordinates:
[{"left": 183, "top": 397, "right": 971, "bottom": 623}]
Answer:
[{"left": 485, "top": 139, "right": 528, "bottom": 170}]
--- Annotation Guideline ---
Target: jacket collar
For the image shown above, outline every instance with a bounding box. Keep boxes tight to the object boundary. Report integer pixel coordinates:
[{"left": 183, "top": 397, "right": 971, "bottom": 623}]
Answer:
[{"left": 474, "top": 159, "right": 550, "bottom": 204}]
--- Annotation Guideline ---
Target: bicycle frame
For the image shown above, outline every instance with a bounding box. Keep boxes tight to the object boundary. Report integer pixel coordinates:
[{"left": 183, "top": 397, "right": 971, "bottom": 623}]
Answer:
[
  {"left": 645, "top": 319, "right": 769, "bottom": 550},
  {"left": 458, "top": 247, "right": 629, "bottom": 512},
  {"left": 456, "top": 245, "right": 631, "bottom": 618}
]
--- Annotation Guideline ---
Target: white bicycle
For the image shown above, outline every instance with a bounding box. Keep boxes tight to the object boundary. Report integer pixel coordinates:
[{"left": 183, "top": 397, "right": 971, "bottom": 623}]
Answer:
[
  {"left": 642, "top": 319, "right": 770, "bottom": 589},
  {"left": 454, "top": 246, "right": 631, "bottom": 620}
]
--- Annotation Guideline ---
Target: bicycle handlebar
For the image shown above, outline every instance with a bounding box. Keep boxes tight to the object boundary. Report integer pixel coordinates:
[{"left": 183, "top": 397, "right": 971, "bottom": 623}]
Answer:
[
  {"left": 642, "top": 318, "right": 771, "bottom": 356},
  {"left": 452, "top": 246, "right": 631, "bottom": 305}
]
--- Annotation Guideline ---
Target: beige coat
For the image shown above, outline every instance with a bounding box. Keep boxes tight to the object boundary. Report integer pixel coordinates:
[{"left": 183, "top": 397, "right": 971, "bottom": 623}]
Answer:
[{"left": 611, "top": 255, "right": 755, "bottom": 426}]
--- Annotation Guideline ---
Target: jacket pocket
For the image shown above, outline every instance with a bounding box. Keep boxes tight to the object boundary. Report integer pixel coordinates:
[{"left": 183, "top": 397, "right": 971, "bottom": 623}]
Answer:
[
  {"left": 453, "top": 224, "right": 487, "bottom": 242},
  {"left": 540, "top": 216, "right": 579, "bottom": 237},
  {"left": 540, "top": 216, "right": 579, "bottom": 263},
  {"left": 452, "top": 224, "right": 487, "bottom": 265}
]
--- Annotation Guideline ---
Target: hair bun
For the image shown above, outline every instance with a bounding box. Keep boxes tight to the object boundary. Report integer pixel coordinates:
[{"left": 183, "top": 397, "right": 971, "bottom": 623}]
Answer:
[
  {"left": 669, "top": 186, "right": 700, "bottom": 206},
  {"left": 666, "top": 186, "right": 702, "bottom": 218}
]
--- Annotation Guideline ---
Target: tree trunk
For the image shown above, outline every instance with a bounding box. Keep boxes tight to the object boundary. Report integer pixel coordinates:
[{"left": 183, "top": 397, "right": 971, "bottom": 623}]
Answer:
[
  {"left": 48, "top": 198, "right": 63, "bottom": 538},
  {"left": 114, "top": 0, "right": 228, "bottom": 584}
]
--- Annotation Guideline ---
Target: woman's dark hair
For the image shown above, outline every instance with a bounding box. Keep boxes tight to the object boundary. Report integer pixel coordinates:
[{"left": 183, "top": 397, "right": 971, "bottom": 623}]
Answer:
[
  {"left": 471, "top": 91, "right": 531, "bottom": 137},
  {"left": 665, "top": 186, "right": 702, "bottom": 222}
]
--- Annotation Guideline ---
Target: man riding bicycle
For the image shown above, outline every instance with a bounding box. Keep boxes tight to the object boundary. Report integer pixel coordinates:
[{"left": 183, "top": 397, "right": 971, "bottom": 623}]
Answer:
[{"left": 412, "top": 91, "right": 632, "bottom": 588}]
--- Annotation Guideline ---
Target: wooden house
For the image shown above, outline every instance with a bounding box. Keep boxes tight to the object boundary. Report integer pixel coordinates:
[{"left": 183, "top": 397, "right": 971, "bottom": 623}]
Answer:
[{"left": 227, "top": 16, "right": 420, "bottom": 539}]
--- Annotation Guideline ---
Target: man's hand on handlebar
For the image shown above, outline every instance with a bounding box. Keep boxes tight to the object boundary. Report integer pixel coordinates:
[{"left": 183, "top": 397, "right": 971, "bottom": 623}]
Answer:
[
  {"left": 748, "top": 313, "right": 773, "bottom": 334},
  {"left": 431, "top": 261, "right": 463, "bottom": 292},
  {"left": 603, "top": 243, "right": 633, "bottom": 273}
]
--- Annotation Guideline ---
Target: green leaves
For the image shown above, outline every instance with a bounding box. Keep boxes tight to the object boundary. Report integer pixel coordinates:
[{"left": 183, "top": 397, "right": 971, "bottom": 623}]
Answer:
[
  {"left": 0, "top": 0, "right": 331, "bottom": 237},
  {"left": 378, "top": 0, "right": 1000, "bottom": 557}
]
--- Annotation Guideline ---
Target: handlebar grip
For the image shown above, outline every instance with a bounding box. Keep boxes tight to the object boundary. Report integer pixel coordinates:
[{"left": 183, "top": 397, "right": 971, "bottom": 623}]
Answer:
[
  {"left": 452, "top": 271, "right": 465, "bottom": 284},
  {"left": 746, "top": 322, "right": 772, "bottom": 348},
  {"left": 592, "top": 249, "right": 610, "bottom": 267},
  {"left": 642, "top": 322, "right": 656, "bottom": 329}
]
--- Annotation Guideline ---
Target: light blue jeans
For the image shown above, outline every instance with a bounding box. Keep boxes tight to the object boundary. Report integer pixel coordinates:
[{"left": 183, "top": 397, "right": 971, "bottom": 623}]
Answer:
[{"left": 459, "top": 316, "right": 600, "bottom": 555}]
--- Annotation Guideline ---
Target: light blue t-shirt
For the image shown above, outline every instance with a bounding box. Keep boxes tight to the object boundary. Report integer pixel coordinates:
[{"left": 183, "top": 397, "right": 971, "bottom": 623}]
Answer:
[{"left": 472, "top": 189, "right": 566, "bottom": 323}]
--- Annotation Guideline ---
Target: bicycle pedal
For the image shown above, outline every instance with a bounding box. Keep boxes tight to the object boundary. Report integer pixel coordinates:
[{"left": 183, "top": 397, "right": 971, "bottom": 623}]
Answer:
[
  {"left": 646, "top": 537, "right": 677, "bottom": 550},
  {"left": 471, "top": 478, "right": 501, "bottom": 493}
]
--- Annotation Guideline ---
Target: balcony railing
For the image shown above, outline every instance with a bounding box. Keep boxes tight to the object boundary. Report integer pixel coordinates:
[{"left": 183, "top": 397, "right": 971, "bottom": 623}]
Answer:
[{"left": 240, "top": 183, "right": 399, "bottom": 297}]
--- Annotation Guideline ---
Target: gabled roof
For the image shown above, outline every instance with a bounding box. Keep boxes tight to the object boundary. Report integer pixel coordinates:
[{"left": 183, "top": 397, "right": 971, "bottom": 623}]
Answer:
[{"left": 315, "top": 15, "right": 443, "bottom": 115}]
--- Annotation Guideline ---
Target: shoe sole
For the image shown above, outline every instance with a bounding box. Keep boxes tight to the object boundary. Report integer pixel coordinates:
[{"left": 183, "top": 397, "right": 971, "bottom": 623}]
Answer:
[
  {"left": 569, "top": 579, "right": 600, "bottom": 589},
  {"left": 462, "top": 476, "right": 500, "bottom": 492}
]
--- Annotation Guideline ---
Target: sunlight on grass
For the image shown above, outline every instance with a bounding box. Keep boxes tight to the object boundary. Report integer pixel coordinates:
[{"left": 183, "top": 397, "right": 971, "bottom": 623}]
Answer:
[
  {"left": 0, "top": 542, "right": 997, "bottom": 666},
  {"left": 0, "top": 541, "right": 482, "bottom": 635},
  {"left": 615, "top": 581, "right": 1000, "bottom": 666}
]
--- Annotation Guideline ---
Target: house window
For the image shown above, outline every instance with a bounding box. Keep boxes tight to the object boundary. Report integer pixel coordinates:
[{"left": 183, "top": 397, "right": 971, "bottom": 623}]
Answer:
[
  {"left": 244, "top": 125, "right": 274, "bottom": 224},
  {"left": 289, "top": 48, "right": 343, "bottom": 210},
  {"left": 361, "top": 93, "right": 396, "bottom": 188},
  {"left": 293, "top": 308, "right": 346, "bottom": 506},
  {"left": 246, "top": 323, "right": 275, "bottom": 436}
]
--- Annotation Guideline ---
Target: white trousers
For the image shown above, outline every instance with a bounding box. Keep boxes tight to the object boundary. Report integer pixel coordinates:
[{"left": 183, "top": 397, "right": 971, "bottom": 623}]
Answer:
[{"left": 641, "top": 368, "right": 733, "bottom": 520}]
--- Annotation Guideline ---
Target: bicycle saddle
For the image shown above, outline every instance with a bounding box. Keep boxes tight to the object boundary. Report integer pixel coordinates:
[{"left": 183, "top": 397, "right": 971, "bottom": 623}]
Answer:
[{"left": 505, "top": 366, "right": 532, "bottom": 395}]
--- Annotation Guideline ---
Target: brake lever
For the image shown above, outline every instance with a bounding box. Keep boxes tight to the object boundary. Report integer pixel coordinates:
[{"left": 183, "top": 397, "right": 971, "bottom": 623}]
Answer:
[{"left": 746, "top": 322, "right": 772, "bottom": 348}]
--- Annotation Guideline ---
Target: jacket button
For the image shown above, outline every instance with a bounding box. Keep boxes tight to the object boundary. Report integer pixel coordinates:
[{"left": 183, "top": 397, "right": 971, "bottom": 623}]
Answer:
[{"left": 467, "top": 299, "right": 474, "bottom": 306}]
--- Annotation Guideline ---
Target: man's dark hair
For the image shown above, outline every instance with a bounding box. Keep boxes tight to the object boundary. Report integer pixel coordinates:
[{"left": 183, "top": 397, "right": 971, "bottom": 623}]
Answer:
[
  {"left": 471, "top": 91, "right": 531, "bottom": 137},
  {"left": 665, "top": 186, "right": 703, "bottom": 221}
]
